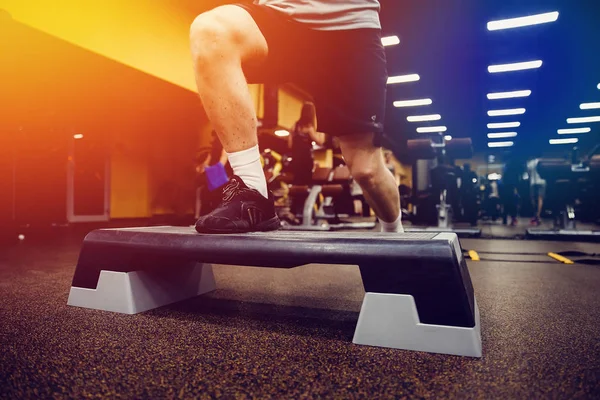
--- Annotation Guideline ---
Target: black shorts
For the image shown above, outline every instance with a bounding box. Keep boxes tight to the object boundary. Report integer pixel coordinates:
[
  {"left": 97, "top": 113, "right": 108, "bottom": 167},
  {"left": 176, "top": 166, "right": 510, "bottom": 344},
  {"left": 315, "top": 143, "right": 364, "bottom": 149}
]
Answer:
[{"left": 234, "top": 3, "right": 388, "bottom": 141}]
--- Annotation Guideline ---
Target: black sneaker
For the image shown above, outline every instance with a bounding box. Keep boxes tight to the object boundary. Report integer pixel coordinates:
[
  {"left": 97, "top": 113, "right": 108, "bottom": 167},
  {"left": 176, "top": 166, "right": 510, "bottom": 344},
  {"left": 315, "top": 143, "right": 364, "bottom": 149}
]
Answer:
[{"left": 195, "top": 176, "right": 280, "bottom": 234}]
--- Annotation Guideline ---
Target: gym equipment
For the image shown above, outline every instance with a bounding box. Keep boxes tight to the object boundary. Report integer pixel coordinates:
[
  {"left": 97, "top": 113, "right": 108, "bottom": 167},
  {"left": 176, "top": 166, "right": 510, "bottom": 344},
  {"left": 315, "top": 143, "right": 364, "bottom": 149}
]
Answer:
[
  {"left": 67, "top": 227, "right": 482, "bottom": 357},
  {"left": 527, "top": 152, "right": 600, "bottom": 241},
  {"left": 405, "top": 138, "right": 481, "bottom": 237},
  {"left": 283, "top": 165, "right": 376, "bottom": 231}
]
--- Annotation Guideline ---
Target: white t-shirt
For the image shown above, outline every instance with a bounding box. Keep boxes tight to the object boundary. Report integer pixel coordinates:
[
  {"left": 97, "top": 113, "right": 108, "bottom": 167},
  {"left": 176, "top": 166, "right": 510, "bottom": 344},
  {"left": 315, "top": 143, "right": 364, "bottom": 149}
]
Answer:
[
  {"left": 489, "top": 181, "right": 499, "bottom": 198},
  {"left": 527, "top": 159, "right": 546, "bottom": 186},
  {"left": 255, "top": 0, "right": 381, "bottom": 30}
]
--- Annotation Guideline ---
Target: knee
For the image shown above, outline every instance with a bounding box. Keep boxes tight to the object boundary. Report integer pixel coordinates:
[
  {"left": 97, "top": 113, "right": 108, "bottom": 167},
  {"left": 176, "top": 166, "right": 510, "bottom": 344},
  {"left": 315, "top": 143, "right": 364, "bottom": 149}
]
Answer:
[
  {"left": 190, "top": 10, "right": 239, "bottom": 63},
  {"left": 351, "top": 166, "right": 378, "bottom": 189}
]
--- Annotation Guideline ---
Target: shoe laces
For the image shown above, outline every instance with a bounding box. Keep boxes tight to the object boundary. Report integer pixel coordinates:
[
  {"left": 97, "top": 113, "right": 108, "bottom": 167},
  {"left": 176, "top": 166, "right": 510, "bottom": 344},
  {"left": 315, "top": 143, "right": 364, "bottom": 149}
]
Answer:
[
  {"left": 222, "top": 178, "right": 241, "bottom": 203},
  {"left": 221, "top": 177, "right": 256, "bottom": 203}
]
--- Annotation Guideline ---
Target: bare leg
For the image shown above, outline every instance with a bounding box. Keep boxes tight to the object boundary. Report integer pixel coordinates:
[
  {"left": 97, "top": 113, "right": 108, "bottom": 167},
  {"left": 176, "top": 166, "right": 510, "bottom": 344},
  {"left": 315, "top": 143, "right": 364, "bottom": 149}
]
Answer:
[
  {"left": 338, "top": 133, "right": 401, "bottom": 227},
  {"left": 190, "top": 5, "right": 268, "bottom": 153},
  {"left": 190, "top": 5, "right": 270, "bottom": 198}
]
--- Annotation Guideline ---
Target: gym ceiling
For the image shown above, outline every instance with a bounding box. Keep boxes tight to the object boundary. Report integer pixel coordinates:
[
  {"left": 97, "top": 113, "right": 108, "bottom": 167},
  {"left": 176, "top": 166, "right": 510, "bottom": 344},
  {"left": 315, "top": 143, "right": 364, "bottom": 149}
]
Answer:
[
  {"left": 3, "top": 0, "right": 599, "bottom": 158},
  {"left": 379, "top": 0, "right": 600, "bottom": 156}
]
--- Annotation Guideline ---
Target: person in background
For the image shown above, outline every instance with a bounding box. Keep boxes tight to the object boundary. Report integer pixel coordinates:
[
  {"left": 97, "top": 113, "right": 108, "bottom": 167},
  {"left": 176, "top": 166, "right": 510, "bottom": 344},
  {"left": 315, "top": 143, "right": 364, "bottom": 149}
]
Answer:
[
  {"left": 527, "top": 157, "right": 546, "bottom": 226},
  {"left": 500, "top": 157, "right": 521, "bottom": 226},
  {"left": 288, "top": 102, "right": 325, "bottom": 185},
  {"left": 331, "top": 137, "right": 345, "bottom": 168},
  {"left": 487, "top": 178, "right": 501, "bottom": 221},
  {"left": 460, "top": 163, "right": 478, "bottom": 226}
]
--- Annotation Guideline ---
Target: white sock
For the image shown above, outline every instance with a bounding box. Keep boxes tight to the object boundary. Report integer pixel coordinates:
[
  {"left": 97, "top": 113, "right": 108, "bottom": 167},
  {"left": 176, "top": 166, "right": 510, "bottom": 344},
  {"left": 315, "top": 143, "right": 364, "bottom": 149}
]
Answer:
[
  {"left": 380, "top": 213, "right": 404, "bottom": 233},
  {"left": 226, "top": 145, "right": 268, "bottom": 198}
]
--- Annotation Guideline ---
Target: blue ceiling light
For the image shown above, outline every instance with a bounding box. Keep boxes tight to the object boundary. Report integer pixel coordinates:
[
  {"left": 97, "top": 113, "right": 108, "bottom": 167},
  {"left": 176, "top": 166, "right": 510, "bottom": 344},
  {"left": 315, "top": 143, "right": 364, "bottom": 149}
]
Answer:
[
  {"left": 557, "top": 128, "right": 591, "bottom": 134},
  {"left": 387, "top": 74, "right": 420, "bottom": 84},
  {"left": 550, "top": 138, "right": 578, "bottom": 145},
  {"left": 580, "top": 102, "right": 600, "bottom": 110},
  {"left": 567, "top": 116, "right": 600, "bottom": 124},
  {"left": 488, "top": 108, "right": 526, "bottom": 117},
  {"left": 417, "top": 126, "right": 447, "bottom": 133},
  {"left": 381, "top": 36, "right": 400, "bottom": 46},
  {"left": 488, "top": 141, "right": 514, "bottom": 148},
  {"left": 487, "top": 90, "right": 531, "bottom": 100},
  {"left": 488, "top": 122, "right": 521, "bottom": 129},
  {"left": 487, "top": 132, "right": 518, "bottom": 139},
  {"left": 407, "top": 114, "right": 441, "bottom": 122},
  {"left": 394, "top": 98, "right": 432, "bottom": 108},
  {"left": 488, "top": 60, "right": 542, "bottom": 73},
  {"left": 487, "top": 11, "right": 559, "bottom": 31}
]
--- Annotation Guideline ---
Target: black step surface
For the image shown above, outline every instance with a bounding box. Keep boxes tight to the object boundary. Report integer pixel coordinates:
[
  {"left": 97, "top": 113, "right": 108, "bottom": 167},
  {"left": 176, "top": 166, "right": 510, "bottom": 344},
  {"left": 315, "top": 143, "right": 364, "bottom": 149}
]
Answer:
[{"left": 71, "top": 227, "right": 475, "bottom": 327}]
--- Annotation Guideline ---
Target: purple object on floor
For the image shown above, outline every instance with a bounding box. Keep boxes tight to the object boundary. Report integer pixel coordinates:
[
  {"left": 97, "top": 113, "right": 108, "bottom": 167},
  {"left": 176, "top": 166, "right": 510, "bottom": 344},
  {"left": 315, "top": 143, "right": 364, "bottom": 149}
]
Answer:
[{"left": 205, "top": 162, "right": 229, "bottom": 191}]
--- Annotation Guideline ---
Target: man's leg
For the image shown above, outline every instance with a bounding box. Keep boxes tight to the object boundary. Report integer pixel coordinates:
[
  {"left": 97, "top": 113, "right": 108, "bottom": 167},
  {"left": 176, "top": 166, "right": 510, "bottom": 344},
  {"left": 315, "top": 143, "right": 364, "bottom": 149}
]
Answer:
[
  {"left": 530, "top": 185, "right": 542, "bottom": 225},
  {"left": 190, "top": 5, "right": 268, "bottom": 198},
  {"left": 537, "top": 192, "right": 544, "bottom": 219},
  {"left": 190, "top": 5, "right": 281, "bottom": 233},
  {"left": 338, "top": 133, "right": 402, "bottom": 232},
  {"left": 530, "top": 186, "right": 537, "bottom": 221}
]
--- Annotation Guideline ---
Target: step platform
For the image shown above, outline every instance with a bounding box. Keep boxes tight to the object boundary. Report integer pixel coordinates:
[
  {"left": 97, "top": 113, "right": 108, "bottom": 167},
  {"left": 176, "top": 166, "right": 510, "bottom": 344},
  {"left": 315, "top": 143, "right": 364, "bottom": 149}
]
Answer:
[
  {"left": 405, "top": 226, "right": 482, "bottom": 238},
  {"left": 527, "top": 228, "right": 600, "bottom": 242},
  {"left": 68, "top": 227, "right": 482, "bottom": 357}
]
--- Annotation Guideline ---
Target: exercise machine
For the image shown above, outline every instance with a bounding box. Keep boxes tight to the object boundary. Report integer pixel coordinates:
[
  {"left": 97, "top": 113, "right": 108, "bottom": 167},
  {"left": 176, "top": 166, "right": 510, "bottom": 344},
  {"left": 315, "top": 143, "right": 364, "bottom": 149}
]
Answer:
[
  {"left": 527, "top": 148, "right": 600, "bottom": 240},
  {"left": 283, "top": 165, "right": 376, "bottom": 231},
  {"left": 404, "top": 137, "right": 481, "bottom": 237}
]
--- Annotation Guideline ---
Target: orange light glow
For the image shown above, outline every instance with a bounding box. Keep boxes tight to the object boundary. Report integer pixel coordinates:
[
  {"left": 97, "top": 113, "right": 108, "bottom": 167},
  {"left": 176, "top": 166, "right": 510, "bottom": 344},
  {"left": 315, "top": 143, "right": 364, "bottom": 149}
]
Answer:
[{"left": 74, "top": 134, "right": 84, "bottom": 139}]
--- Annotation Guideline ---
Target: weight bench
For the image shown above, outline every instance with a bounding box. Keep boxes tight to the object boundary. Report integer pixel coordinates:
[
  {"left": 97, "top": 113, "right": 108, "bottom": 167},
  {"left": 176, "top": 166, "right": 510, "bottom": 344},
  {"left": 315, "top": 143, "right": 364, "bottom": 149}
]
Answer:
[
  {"left": 285, "top": 167, "right": 332, "bottom": 230},
  {"left": 284, "top": 166, "right": 377, "bottom": 231},
  {"left": 67, "top": 227, "right": 482, "bottom": 357}
]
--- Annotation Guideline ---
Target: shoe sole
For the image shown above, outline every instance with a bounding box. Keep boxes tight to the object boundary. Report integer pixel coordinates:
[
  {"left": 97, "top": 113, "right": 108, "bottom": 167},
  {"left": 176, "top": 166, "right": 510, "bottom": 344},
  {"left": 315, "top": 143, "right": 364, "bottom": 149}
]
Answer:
[{"left": 195, "top": 216, "right": 281, "bottom": 234}]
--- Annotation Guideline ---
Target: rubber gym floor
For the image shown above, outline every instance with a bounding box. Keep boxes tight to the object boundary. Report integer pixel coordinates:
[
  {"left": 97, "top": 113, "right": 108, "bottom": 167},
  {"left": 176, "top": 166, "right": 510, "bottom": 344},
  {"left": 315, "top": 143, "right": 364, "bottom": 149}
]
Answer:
[{"left": 1, "top": 229, "right": 599, "bottom": 399}]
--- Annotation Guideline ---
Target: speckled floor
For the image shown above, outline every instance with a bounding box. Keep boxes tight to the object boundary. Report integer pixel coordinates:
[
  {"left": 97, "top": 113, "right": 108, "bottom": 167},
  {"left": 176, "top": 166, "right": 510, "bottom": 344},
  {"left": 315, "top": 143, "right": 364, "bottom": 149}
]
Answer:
[{"left": 1, "top": 233, "right": 599, "bottom": 398}]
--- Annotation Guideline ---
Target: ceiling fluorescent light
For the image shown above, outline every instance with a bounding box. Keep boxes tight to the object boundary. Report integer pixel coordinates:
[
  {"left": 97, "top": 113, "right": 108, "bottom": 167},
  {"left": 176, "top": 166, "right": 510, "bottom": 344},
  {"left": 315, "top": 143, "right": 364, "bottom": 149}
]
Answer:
[
  {"left": 417, "top": 126, "right": 447, "bottom": 133},
  {"left": 580, "top": 102, "right": 600, "bottom": 110},
  {"left": 387, "top": 74, "right": 420, "bottom": 84},
  {"left": 381, "top": 36, "right": 400, "bottom": 46},
  {"left": 567, "top": 116, "right": 600, "bottom": 124},
  {"left": 550, "top": 138, "right": 578, "bottom": 145},
  {"left": 444, "top": 135, "right": 453, "bottom": 141},
  {"left": 488, "top": 60, "right": 542, "bottom": 73},
  {"left": 407, "top": 114, "right": 441, "bottom": 122},
  {"left": 274, "top": 130, "right": 290, "bottom": 137},
  {"left": 487, "top": 11, "right": 559, "bottom": 31},
  {"left": 488, "top": 108, "right": 526, "bottom": 117},
  {"left": 487, "top": 122, "right": 521, "bottom": 129},
  {"left": 487, "top": 90, "right": 531, "bottom": 100},
  {"left": 394, "top": 98, "right": 432, "bottom": 107},
  {"left": 488, "top": 141, "right": 514, "bottom": 148},
  {"left": 557, "top": 127, "right": 591, "bottom": 134},
  {"left": 487, "top": 132, "right": 518, "bottom": 139}
]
